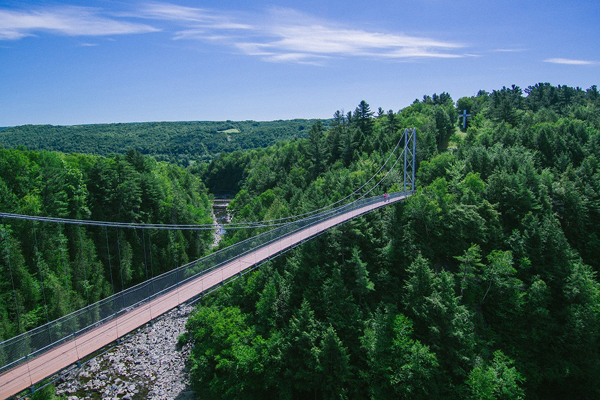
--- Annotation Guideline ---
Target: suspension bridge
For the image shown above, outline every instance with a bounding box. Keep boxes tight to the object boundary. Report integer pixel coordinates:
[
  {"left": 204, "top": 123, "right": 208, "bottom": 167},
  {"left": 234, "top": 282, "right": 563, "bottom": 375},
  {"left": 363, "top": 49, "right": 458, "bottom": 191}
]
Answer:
[{"left": 0, "top": 129, "right": 416, "bottom": 399}]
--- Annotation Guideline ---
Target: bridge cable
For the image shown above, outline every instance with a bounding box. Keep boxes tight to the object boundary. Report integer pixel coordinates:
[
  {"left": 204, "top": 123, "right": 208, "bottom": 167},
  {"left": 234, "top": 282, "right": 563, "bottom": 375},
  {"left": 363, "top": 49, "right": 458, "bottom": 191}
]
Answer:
[
  {"left": 1, "top": 218, "right": 23, "bottom": 335},
  {"left": 104, "top": 226, "right": 115, "bottom": 297},
  {"left": 33, "top": 223, "right": 50, "bottom": 327},
  {"left": 210, "top": 144, "right": 408, "bottom": 235},
  {"left": 0, "top": 129, "right": 410, "bottom": 235},
  {"left": 78, "top": 226, "right": 90, "bottom": 306},
  {"left": 147, "top": 229, "right": 155, "bottom": 303},
  {"left": 141, "top": 228, "right": 152, "bottom": 320},
  {"left": 258, "top": 142, "right": 407, "bottom": 227},
  {"left": 0, "top": 132, "right": 407, "bottom": 231},
  {"left": 141, "top": 229, "right": 149, "bottom": 290},
  {"left": 148, "top": 230, "right": 154, "bottom": 280},
  {"left": 351, "top": 140, "right": 405, "bottom": 203},
  {"left": 116, "top": 228, "right": 125, "bottom": 320},
  {"left": 236, "top": 130, "right": 407, "bottom": 226},
  {"left": 4, "top": 219, "right": 34, "bottom": 389},
  {"left": 208, "top": 144, "right": 408, "bottom": 232},
  {"left": 58, "top": 223, "right": 71, "bottom": 314},
  {"left": 213, "top": 129, "right": 407, "bottom": 227},
  {"left": 212, "top": 140, "right": 407, "bottom": 230}
]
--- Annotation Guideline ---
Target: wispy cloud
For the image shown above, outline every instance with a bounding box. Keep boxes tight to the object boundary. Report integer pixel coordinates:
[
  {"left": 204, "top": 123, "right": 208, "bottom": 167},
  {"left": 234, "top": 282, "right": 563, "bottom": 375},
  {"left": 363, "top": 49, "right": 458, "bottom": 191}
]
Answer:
[
  {"left": 139, "top": 3, "right": 252, "bottom": 30},
  {"left": 0, "top": 2, "right": 467, "bottom": 64},
  {"left": 142, "top": 3, "right": 466, "bottom": 64},
  {"left": 0, "top": 6, "right": 158, "bottom": 40},
  {"left": 544, "top": 58, "right": 598, "bottom": 65},
  {"left": 247, "top": 21, "right": 463, "bottom": 61},
  {"left": 493, "top": 48, "right": 525, "bottom": 53}
]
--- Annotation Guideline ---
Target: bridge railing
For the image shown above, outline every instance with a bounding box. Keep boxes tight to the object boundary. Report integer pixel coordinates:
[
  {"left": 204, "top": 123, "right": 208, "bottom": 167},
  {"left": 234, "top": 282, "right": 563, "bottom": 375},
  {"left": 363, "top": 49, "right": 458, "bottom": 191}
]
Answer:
[{"left": 0, "top": 190, "right": 411, "bottom": 375}]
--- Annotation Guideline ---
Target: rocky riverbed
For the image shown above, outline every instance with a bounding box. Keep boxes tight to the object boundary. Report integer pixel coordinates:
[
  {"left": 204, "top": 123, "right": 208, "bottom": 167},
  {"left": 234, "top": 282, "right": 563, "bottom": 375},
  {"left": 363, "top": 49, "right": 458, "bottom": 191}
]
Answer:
[
  {"left": 55, "top": 305, "right": 195, "bottom": 400},
  {"left": 211, "top": 198, "right": 230, "bottom": 248}
]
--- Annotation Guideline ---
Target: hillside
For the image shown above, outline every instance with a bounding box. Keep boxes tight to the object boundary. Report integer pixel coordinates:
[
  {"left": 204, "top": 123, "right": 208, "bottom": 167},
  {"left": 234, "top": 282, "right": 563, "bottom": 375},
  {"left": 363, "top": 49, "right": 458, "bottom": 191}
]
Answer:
[
  {"left": 182, "top": 84, "right": 600, "bottom": 399},
  {"left": 0, "top": 149, "right": 214, "bottom": 341},
  {"left": 2, "top": 83, "right": 599, "bottom": 399},
  {"left": 0, "top": 119, "right": 321, "bottom": 166}
]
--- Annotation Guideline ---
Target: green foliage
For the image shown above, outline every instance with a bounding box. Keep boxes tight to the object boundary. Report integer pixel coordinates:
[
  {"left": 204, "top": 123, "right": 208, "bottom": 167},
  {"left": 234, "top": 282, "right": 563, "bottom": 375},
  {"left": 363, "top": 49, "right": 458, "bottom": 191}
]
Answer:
[
  {"left": 4, "top": 83, "right": 596, "bottom": 399},
  {"left": 29, "top": 384, "right": 61, "bottom": 400},
  {"left": 305, "top": 121, "right": 327, "bottom": 179},
  {"left": 187, "top": 305, "right": 267, "bottom": 399},
  {"left": 183, "top": 85, "right": 600, "bottom": 398},
  {"left": 361, "top": 310, "right": 439, "bottom": 399},
  {"left": 0, "top": 148, "right": 213, "bottom": 341},
  {"left": 179, "top": 87, "right": 600, "bottom": 398},
  {"left": 466, "top": 351, "right": 525, "bottom": 400},
  {"left": 0, "top": 119, "right": 321, "bottom": 167}
]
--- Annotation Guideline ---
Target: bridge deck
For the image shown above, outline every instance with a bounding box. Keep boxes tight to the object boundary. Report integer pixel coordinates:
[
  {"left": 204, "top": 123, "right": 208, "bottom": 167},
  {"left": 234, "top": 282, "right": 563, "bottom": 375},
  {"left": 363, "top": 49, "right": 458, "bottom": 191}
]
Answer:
[{"left": 0, "top": 194, "right": 408, "bottom": 399}]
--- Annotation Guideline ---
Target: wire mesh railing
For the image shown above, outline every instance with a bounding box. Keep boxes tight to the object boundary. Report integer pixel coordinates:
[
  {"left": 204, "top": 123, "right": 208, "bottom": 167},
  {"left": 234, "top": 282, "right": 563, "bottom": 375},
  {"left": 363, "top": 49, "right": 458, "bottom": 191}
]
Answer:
[{"left": 0, "top": 190, "right": 412, "bottom": 377}]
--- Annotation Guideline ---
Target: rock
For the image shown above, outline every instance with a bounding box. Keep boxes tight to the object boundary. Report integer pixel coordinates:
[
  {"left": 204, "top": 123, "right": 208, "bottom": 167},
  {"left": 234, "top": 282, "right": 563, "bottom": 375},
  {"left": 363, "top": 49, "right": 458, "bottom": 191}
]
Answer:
[{"left": 55, "top": 306, "right": 195, "bottom": 400}]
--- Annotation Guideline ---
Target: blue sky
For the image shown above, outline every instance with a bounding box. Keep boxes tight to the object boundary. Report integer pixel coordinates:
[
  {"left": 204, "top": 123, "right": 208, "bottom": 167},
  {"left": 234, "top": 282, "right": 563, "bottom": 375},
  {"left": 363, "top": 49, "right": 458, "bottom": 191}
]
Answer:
[{"left": 0, "top": 0, "right": 598, "bottom": 126}]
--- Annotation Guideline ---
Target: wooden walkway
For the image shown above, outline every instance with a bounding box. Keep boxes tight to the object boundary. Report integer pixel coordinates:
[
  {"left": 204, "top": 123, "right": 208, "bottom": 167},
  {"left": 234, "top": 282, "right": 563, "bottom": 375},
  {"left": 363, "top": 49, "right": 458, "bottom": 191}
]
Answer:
[{"left": 0, "top": 193, "right": 408, "bottom": 399}]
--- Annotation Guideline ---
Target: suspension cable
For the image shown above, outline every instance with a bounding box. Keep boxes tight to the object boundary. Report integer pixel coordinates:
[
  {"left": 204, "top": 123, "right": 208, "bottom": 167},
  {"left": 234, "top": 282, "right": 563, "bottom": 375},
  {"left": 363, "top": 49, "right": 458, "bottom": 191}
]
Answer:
[
  {"left": 0, "top": 131, "right": 409, "bottom": 231},
  {"left": 245, "top": 144, "right": 407, "bottom": 226},
  {"left": 216, "top": 143, "right": 407, "bottom": 231},
  {"left": 148, "top": 230, "right": 154, "bottom": 280},
  {"left": 237, "top": 130, "right": 406, "bottom": 225},
  {"left": 78, "top": 226, "right": 90, "bottom": 305},
  {"left": 104, "top": 226, "right": 115, "bottom": 296},
  {"left": 58, "top": 223, "right": 70, "bottom": 314},
  {"left": 116, "top": 228, "right": 125, "bottom": 302},
  {"left": 33, "top": 223, "right": 50, "bottom": 326},
  {"left": 2, "top": 218, "right": 23, "bottom": 334}
]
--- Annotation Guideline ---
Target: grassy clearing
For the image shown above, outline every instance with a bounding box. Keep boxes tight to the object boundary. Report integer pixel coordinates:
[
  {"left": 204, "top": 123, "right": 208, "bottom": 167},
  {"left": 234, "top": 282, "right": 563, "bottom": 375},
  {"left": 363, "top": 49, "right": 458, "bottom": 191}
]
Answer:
[{"left": 218, "top": 128, "right": 241, "bottom": 134}]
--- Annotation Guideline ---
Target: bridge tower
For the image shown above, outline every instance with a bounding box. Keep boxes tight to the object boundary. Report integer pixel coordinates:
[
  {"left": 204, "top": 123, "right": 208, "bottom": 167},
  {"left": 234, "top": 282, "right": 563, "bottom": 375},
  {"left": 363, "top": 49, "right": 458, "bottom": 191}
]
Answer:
[{"left": 403, "top": 128, "right": 417, "bottom": 192}]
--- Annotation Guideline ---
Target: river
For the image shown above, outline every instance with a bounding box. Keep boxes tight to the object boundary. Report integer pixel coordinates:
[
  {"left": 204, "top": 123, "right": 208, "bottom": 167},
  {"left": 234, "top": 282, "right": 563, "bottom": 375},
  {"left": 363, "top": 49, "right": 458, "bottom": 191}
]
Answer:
[{"left": 212, "top": 198, "right": 230, "bottom": 247}]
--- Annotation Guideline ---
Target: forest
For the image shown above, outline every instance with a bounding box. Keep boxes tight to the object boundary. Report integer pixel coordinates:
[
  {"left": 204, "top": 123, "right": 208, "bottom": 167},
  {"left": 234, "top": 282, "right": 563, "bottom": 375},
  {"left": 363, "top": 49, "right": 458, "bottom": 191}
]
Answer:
[
  {"left": 0, "top": 149, "right": 213, "bottom": 340},
  {"left": 183, "top": 83, "right": 600, "bottom": 399},
  {"left": 1, "top": 82, "right": 599, "bottom": 399},
  {"left": 0, "top": 119, "right": 320, "bottom": 167}
]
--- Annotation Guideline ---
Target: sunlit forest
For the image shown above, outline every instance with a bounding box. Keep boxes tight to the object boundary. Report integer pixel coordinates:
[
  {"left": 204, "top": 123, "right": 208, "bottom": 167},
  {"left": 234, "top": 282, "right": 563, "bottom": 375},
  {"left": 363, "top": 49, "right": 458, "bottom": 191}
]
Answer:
[
  {"left": 1, "top": 82, "right": 599, "bottom": 399},
  {"left": 186, "top": 83, "right": 600, "bottom": 399},
  {"left": 0, "top": 149, "right": 213, "bottom": 339},
  {"left": 0, "top": 119, "right": 320, "bottom": 167}
]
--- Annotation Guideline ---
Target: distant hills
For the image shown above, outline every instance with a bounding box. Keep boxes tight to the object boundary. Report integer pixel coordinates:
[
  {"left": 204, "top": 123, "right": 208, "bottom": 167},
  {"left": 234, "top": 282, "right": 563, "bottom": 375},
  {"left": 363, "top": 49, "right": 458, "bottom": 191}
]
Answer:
[{"left": 0, "top": 119, "right": 323, "bottom": 166}]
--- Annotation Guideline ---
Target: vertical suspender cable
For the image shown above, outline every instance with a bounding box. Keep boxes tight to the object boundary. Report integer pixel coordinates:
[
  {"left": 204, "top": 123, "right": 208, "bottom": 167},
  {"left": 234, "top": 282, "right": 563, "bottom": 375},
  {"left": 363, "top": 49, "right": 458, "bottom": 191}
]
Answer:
[
  {"left": 33, "top": 223, "right": 50, "bottom": 326},
  {"left": 104, "top": 226, "right": 115, "bottom": 295},
  {"left": 78, "top": 225, "right": 90, "bottom": 306},
  {"left": 140, "top": 228, "right": 152, "bottom": 320},
  {"left": 141, "top": 229, "right": 149, "bottom": 288},
  {"left": 411, "top": 128, "right": 417, "bottom": 192},
  {"left": 2, "top": 220, "right": 34, "bottom": 389},
  {"left": 58, "top": 223, "right": 70, "bottom": 314},
  {"left": 116, "top": 229, "right": 125, "bottom": 313},
  {"left": 147, "top": 230, "right": 154, "bottom": 298},
  {"left": 175, "top": 232, "right": 179, "bottom": 271},
  {"left": 104, "top": 226, "right": 119, "bottom": 341},
  {"left": 141, "top": 228, "right": 148, "bottom": 281},
  {"left": 403, "top": 129, "right": 408, "bottom": 192},
  {"left": 33, "top": 222, "right": 53, "bottom": 349},
  {"left": 148, "top": 230, "right": 154, "bottom": 279},
  {"left": 1, "top": 218, "right": 22, "bottom": 334}
]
